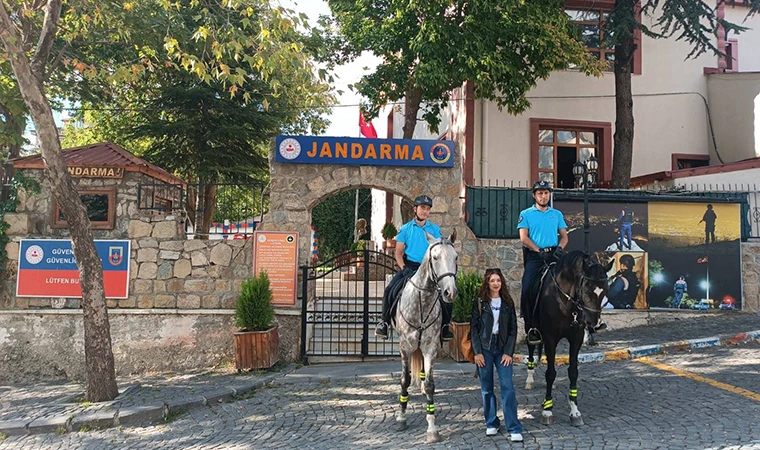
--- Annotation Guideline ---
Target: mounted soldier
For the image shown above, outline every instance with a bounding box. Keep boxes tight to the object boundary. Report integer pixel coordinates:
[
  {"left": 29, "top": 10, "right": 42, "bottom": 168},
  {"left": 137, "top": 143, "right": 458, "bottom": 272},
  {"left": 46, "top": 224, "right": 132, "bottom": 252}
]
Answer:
[{"left": 375, "top": 194, "right": 454, "bottom": 341}]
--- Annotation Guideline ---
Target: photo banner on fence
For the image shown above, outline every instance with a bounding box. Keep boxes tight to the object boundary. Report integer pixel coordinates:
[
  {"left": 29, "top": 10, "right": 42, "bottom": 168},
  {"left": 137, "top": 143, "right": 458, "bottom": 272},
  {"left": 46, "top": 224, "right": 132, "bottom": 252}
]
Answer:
[
  {"left": 553, "top": 199, "right": 742, "bottom": 311},
  {"left": 275, "top": 135, "right": 455, "bottom": 168},
  {"left": 16, "top": 239, "right": 131, "bottom": 298},
  {"left": 252, "top": 231, "right": 299, "bottom": 306}
]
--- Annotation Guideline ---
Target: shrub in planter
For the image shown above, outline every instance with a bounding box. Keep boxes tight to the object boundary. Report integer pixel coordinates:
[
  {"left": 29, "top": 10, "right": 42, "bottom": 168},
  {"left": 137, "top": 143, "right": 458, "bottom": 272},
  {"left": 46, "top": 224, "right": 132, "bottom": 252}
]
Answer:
[
  {"left": 234, "top": 271, "right": 279, "bottom": 370},
  {"left": 449, "top": 270, "right": 483, "bottom": 362}
]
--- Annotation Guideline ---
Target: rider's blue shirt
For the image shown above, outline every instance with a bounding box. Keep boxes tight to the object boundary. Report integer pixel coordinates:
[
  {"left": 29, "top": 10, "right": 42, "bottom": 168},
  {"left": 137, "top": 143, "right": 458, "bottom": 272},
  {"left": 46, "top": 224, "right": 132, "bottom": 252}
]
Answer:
[
  {"left": 397, "top": 219, "right": 441, "bottom": 263},
  {"left": 517, "top": 205, "right": 567, "bottom": 249}
]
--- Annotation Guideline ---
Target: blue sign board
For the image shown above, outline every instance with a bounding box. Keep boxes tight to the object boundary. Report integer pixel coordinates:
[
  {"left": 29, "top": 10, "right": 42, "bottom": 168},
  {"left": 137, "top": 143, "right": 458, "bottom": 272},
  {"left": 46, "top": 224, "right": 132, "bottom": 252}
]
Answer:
[{"left": 275, "top": 135, "right": 455, "bottom": 168}]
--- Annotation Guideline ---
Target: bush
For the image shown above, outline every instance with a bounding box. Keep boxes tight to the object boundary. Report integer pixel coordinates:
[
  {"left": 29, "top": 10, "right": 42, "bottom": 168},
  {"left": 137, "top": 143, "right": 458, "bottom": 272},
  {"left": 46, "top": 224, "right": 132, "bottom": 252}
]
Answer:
[
  {"left": 452, "top": 270, "right": 483, "bottom": 323},
  {"left": 235, "top": 271, "right": 275, "bottom": 332},
  {"left": 381, "top": 222, "right": 398, "bottom": 240}
]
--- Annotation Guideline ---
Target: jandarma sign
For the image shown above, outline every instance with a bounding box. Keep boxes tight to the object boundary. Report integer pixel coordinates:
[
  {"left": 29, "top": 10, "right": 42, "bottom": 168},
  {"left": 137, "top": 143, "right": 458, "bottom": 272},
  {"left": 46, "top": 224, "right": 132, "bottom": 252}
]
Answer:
[
  {"left": 67, "top": 166, "right": 124, "bottom": 178},
  {"left": 275, "top": 135, "right": 455, "bottom": 168}
]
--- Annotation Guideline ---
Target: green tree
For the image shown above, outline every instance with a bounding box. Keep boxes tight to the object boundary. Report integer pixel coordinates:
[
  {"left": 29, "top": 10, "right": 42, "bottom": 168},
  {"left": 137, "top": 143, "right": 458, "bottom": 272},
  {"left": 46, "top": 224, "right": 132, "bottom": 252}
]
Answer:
[
  {"left": 321, "top": 0, "right": 604, "bottom": 138},
  {"left": 312, "top": 189, "right": 372, "bottom": 259},
  {"left": 607, "top": 0, "right": 760, "bottom": 188},
  {"left": 0, "top": 0, "right": 333, "bottom": 401}
]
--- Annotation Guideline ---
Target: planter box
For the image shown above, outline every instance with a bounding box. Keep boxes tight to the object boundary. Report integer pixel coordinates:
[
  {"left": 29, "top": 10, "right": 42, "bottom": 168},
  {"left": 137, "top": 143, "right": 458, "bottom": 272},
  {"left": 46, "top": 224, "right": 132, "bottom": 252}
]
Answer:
[
  {"left": 449, "top": 322, "right": 471, "bottom": 363},
  {"left": 234, "top": 325, "right": 279, "bottom": 371}
]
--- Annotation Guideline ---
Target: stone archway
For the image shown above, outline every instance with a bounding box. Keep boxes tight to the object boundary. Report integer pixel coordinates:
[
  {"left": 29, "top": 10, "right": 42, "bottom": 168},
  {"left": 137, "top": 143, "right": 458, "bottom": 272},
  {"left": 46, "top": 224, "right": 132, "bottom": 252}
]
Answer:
[{"left": 260, "top": 141, "right": 471, "bottom": 267}]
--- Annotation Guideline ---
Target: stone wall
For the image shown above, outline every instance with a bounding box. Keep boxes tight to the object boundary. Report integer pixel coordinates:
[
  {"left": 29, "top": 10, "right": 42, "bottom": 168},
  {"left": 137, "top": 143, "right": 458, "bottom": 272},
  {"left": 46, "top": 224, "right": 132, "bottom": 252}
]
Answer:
[{"left": 742, "top": 242, "right": 760, "bottom": 312}]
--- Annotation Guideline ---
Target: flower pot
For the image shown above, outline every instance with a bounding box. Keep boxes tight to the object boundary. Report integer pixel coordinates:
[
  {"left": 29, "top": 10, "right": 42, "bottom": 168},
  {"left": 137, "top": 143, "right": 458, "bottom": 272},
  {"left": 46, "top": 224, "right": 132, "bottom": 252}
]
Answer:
[
  {"left": 384, "top": 238, "right": 396, "bottom": 249},
  {"left": 234, "top": 325, "right": 279, "bottom": 371},
  {"left": 448, "top": 322, "right": 471, "bottom": 363}
]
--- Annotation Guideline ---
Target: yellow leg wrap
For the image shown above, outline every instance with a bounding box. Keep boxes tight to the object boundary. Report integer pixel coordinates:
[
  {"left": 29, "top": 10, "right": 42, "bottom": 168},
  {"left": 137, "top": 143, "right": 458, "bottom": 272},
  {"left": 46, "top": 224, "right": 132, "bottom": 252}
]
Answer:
[
  {"left": 526, "top": 361, "right": 537, "bottom": 370},
  {"left": 399, "top": 395, "right": 408, "bottom": 403},
  {"left": 426, "top": 404, "right": 435, "bottom": 413},
  {"left": 569, "top": 389, "right": 578, "bottom": 399},
  {"left": 419, "top": 372, "right": 426, "bottom": 380},
  {"left": 542, "top": 399, "right": 553, "bottom": 410}
]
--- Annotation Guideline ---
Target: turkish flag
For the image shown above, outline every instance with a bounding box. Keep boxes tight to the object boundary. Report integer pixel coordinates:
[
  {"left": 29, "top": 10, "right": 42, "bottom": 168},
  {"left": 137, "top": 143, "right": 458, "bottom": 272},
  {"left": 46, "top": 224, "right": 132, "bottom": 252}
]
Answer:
[{"left": 359, "top": 110, "right": 378, "bottom": 138}]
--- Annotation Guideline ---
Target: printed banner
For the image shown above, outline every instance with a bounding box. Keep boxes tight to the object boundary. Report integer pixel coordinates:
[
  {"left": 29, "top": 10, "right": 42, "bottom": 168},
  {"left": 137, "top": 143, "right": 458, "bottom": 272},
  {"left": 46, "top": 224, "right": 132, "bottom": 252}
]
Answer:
[
  {"left": 253, "top": 231, "right": 299, "bottom": 306},
  {"left": 554, "top": 200, "right": 742, "bottom": 311},
  {"left": 17, "top": 239, "right": 131, "bottom": 298},
  {"left": 275, "top": 135, "right": 455, "bottom": 168}
]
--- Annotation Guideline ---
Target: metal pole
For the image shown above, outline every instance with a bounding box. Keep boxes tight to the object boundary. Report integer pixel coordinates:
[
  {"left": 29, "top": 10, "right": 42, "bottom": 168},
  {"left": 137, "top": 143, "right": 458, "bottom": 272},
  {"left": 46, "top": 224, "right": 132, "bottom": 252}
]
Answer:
[
  {"left": 583, "top": 166, "right": 590, "bottom": 254},
  {"left": 300, "top": 265, "right": 309, "bottom": 365}
]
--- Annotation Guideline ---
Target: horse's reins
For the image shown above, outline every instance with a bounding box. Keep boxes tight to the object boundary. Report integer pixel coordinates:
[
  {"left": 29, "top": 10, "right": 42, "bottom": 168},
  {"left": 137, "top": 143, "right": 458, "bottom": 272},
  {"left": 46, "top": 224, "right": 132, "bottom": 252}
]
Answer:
[
  {"left": 547, "top": 261, "right": 605, "bottom": 325},
  {"left": 400, "top": 240, "right": 456, "bottom": 343}
]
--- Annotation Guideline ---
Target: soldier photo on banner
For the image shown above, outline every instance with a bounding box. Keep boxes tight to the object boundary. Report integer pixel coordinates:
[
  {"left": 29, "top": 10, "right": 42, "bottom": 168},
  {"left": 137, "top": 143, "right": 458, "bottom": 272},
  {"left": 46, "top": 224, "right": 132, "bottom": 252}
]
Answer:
[{"left": 554, "top": 201, "right": 648, "bottom": 253}]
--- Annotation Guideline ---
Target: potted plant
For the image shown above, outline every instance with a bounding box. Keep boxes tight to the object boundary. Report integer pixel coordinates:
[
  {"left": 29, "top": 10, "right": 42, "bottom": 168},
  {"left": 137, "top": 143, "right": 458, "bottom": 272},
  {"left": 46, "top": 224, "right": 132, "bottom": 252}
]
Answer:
[
  {"left": 449, "top": 270, "right": 483, "bottom": 362},
  {"left": 350, "top": 240, "right": 366, "bottom": 267},
  {"left": 234, "top": 271, "right": 279, "bottom": 371},
  {"left": 381, "top": 222, "right": 398, "bottom": 249}
]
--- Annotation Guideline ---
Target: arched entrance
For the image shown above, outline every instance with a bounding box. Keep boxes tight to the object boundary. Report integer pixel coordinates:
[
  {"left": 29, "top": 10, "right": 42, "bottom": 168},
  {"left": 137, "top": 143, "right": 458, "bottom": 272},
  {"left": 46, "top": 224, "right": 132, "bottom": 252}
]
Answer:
[{"left": 259, "top": 140, "right": 471, "bottom": 361}]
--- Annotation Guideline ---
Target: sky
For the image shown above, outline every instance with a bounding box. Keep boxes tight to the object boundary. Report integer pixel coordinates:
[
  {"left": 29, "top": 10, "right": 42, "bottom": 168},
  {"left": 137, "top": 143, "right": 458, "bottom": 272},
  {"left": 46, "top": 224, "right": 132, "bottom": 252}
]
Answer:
[{"left": 279, "top": 0, "right": 383, "bottom": 138}]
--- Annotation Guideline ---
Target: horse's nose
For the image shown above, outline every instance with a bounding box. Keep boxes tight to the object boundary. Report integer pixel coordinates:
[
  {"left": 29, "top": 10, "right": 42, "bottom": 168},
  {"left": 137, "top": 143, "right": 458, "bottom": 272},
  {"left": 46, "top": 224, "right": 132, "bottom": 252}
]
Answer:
[{"left": 444, "top": 288, "right": 457, "bottom": 300}]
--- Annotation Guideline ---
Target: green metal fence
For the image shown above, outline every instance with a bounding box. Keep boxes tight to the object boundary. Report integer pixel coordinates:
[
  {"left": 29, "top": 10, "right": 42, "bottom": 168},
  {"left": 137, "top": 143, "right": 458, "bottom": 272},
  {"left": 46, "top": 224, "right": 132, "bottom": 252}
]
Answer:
[{"left": 465, "top": 186, "right": 753, "bottom": 241}]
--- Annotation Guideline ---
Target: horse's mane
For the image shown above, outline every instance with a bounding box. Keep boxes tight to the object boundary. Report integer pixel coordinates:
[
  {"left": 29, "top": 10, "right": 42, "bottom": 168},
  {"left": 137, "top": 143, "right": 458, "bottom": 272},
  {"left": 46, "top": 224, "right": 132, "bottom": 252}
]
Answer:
[{"left": 555, "top": 250, "right": 586, "bottom": 277}]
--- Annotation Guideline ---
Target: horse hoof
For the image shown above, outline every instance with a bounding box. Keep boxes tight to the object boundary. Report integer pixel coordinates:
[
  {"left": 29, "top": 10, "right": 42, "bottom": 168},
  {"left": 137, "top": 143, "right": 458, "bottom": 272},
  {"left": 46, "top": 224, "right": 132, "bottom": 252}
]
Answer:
[
  {"left": 570, "top": 416, "right": 584, "bottom": 427},
  {"left": 540, "top": 415, "right": 553, "bottom": 425},
  {"left": 396, "top": 420, "right": 407, "bottom": 431},
  {"left": 525, "top": 382, "right": 533, "bottom": 390},
  {"left": 426, "top": 431, "right": 441, "bottom": 443}
]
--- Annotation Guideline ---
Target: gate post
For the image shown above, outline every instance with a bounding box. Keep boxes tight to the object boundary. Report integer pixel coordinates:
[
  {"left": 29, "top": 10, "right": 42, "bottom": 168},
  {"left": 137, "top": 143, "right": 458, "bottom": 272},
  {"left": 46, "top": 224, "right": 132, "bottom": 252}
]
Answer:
[
  {"left": 361, "top": 247, "right": 370, "bottom": 357},
  {"left": 300, "top": 264, "right": 309, "bottom": 365}
]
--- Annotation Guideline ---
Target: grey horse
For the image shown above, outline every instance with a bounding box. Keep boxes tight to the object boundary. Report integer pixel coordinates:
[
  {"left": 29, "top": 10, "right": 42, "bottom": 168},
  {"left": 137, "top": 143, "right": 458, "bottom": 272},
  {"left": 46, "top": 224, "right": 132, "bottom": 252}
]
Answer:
[{"left": 394, "top": 229, "right": 458, "bottom": 443}]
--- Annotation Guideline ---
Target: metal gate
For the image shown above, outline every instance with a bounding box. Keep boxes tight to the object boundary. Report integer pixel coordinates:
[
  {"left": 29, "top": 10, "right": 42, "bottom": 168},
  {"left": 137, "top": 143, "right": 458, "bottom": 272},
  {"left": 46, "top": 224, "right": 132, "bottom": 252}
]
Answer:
[{"left": 300, "top": 249, "right": 400, "bottom": 362}]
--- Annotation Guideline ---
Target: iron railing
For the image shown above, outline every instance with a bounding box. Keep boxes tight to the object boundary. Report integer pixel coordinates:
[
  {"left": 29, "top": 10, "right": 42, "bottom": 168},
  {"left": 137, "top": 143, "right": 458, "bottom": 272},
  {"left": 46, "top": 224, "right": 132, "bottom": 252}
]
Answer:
[{"left": 466, "top": 184, "right": 757, "bottom": 240}]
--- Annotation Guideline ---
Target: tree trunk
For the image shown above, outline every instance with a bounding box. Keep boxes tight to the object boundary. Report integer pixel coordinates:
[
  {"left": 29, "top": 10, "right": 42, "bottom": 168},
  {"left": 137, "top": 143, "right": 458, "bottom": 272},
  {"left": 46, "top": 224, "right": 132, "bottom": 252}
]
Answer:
[
  {"left": 0, "top": 2, "right": 118, "bottom": 402},
  {"left": 200, "top": 183, "right": 216, "bottom": 240},
  {"left": 402, "top": 86, "right": 423, "bottom": 140},
  {"left": 611, "top": 0, "right": 636, "bottom": 189}
]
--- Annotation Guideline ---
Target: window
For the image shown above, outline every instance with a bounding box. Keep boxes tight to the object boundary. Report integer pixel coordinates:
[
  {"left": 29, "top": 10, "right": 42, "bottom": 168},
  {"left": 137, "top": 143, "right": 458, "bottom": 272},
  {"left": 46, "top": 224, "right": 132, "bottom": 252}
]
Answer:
[
  {"left": 530, "top": 119, "right": 612, "bottom": 188},
  {"left": 672, "top": 154, "right": 709, "bottom": 171},
  {"left": 565, "top": 0, "right": 642, "bottom": 75},
  {"left": 53, "top": 188, "right": 116, "bottom": 229},
  {"left": 566, "top": 8, "right": 614, "bottom": 70},
  {"left": 726, "top": 39, "right": 738, "bottom": 72}
]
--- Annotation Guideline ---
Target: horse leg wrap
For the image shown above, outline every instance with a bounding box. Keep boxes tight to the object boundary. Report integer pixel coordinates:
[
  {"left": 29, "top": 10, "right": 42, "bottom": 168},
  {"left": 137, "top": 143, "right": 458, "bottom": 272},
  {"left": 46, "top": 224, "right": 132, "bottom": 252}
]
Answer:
[
  {"left": 419, "top": 371, "right": 426, "bottom": 381},
  {"left": 542, "top": 399, "right": 553, "bottom": 410},
  {"left": 426, "top": 403, "right": 435, "bottom": 415},
  {"left": 569, "top": 388, "right": 578, "bottom": 404},
  {"left": 526, "top": 361, "right": 537, "bottom": 370}
]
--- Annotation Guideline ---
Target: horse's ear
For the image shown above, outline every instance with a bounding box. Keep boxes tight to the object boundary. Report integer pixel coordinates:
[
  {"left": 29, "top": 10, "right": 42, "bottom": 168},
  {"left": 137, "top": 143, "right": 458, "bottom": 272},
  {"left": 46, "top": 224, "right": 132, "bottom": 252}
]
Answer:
[
  {"left": 449, "top": 228, "right": 457, "bottom": 243},
  {"left": 604, "top": 258, "right": 615, "bottom": 272},
  {"left": 425, "top": 230, "right": 437, "bottom": 244}
]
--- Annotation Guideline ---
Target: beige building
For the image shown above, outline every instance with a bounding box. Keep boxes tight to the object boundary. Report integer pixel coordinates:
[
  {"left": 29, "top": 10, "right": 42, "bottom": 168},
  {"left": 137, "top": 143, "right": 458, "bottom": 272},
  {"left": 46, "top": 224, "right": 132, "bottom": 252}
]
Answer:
[{"left": 382, "top": 1, "right": 760, "bottom": 189}]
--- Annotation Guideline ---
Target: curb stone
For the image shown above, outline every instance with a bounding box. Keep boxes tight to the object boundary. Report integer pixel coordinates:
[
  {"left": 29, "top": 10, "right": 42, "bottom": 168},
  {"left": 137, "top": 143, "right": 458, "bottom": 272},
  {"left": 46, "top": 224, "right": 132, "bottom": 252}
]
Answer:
[
  {"left": 515, "top": 329, "right": 760, "bottom": 366},
  {"left": 0, "top": 363, "right": 296, "bottom": 436}
]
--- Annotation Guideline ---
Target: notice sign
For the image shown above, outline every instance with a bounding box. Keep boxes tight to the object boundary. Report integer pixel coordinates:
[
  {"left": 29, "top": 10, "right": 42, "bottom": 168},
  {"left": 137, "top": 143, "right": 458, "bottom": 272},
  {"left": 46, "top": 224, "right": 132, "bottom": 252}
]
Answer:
[
  {"left": 17, "top": 239, "right": 131, "bottom": 298},
  {"left": 252, "top": 231, "right": 298, "bottom": 306}
]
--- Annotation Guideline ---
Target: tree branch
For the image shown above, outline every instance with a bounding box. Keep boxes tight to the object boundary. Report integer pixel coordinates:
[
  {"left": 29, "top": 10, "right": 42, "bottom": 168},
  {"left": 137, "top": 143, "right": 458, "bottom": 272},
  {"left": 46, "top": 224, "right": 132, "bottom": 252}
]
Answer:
[{"left": 30, "top": 0, "right": 63, "bottom": 80}]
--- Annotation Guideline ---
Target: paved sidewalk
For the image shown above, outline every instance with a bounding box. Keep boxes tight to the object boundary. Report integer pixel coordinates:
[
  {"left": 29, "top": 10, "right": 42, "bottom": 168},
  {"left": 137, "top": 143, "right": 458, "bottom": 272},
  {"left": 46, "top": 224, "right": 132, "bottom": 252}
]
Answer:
[{"left": 1, "top": 311, "right": 758, "bottom": 437}]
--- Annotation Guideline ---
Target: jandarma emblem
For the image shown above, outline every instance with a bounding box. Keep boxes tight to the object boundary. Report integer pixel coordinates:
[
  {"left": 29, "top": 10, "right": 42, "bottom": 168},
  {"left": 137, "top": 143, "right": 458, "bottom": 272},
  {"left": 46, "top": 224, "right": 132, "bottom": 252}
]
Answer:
[
  {"left": 429, "top": 143, "right": 451, "bottom": 164},
  {"left": 278, "top": 138, "right": 301, "bottom": 160}
]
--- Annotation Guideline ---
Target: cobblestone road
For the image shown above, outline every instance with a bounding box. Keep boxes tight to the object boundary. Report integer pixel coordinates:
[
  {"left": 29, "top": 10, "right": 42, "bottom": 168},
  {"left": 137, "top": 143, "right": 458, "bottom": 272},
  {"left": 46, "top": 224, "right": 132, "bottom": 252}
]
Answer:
[{"left": 2, "top": 342, "right": 760, "bottom": 449}]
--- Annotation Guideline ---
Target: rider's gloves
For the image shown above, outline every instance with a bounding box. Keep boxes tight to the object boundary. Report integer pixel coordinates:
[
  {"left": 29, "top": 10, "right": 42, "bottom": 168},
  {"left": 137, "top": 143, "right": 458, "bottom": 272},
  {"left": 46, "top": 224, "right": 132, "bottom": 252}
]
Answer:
[{"left": 552, "top": 246, "right": 565, "bottom": 260}]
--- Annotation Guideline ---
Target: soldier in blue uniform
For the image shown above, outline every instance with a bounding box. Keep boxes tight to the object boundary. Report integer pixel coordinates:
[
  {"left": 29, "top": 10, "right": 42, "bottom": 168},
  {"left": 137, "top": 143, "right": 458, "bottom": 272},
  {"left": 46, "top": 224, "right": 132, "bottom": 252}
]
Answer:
[
  {"left": 673, "top": 276, "right": 688, "bottom": 309},
  {"left": 618, "top": 205, "right": 634, "bottom": 250},
  {"left": 517, "top": 181, "right": 569, "bottom": 344},
  {"left": 375, "top": 195, "right": 454, "bottom": 341}
]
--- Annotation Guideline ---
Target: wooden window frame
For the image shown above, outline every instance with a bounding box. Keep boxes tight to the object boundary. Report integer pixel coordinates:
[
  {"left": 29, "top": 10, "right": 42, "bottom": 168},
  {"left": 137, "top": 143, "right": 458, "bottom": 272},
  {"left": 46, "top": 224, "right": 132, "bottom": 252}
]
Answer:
[
  {"left": 53, "top": 188, "right": 116, "bottom": 230},
  {"left": 565, "top": 0, "right": 642, "bottom": 75},
  {"left": 726, "top": 38, "right": 739, "bottom": 72},
  {"left": 530, "top": 118, "right": 612, "bottom": 187},
  {"left": 672, "top": 153, "right": 709, "bottom": 171}
]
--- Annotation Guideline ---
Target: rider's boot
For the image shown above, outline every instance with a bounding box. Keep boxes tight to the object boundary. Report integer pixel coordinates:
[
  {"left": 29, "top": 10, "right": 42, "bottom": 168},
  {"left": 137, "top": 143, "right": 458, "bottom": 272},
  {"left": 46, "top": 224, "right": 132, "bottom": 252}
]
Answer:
[
  {"left": 375, "top": 321, "right": 389, "bottom": 339},
  {"left": 441, "top": 323, "right": 454, "bottom": 341}
]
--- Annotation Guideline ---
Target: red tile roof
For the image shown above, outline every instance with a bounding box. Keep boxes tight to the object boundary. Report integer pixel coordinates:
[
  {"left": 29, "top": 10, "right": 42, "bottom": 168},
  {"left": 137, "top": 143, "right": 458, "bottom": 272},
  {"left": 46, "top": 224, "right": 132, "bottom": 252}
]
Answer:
[
  {"left": 630, "top": 157, "right": 760, "bottom": 186},
  {"left": 11, "top": 142, "right": 185, "bottom": 185}
]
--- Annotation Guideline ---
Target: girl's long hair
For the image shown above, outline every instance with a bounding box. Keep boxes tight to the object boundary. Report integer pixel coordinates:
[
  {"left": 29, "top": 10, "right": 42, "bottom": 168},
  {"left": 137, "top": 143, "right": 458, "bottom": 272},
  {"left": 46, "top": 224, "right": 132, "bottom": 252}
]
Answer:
[{"left": 477, "top": 268, "right": 515, "bottom": 309}]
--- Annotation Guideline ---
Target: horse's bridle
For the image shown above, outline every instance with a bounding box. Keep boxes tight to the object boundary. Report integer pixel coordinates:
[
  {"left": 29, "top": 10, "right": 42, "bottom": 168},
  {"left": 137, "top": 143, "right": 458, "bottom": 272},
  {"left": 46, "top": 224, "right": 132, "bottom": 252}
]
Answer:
[
  {"left": 408, "top": 240, "right": 457, "bottom": 293},
  {"left": 550, "top": 262, "right": 606, "bottom": 323}
]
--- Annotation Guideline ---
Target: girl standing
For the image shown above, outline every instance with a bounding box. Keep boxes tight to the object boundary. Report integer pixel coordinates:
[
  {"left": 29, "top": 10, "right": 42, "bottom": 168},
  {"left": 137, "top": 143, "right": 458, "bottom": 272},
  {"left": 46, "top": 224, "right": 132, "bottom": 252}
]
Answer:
[{"left": 470, "top": 267, "right": 523, "bottom": 442}]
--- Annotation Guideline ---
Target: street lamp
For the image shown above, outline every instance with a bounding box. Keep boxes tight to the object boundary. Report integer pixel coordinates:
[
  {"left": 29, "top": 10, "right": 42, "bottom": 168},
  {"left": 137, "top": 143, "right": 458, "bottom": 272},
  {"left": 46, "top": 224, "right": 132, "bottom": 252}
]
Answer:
[{"left": 573, "top": 155, "right": 599, "bottom": 254}]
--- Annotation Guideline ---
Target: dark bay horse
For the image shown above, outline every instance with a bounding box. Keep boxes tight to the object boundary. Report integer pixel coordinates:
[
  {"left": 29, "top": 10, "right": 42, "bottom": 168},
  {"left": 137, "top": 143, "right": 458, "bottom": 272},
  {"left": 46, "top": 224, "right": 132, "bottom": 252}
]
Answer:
[
  {"left": 524, "top": 251, "right": 612, "bottom": 426},
  {"left": 395, "top": 230, "right": 458, "bottom": 443}
]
